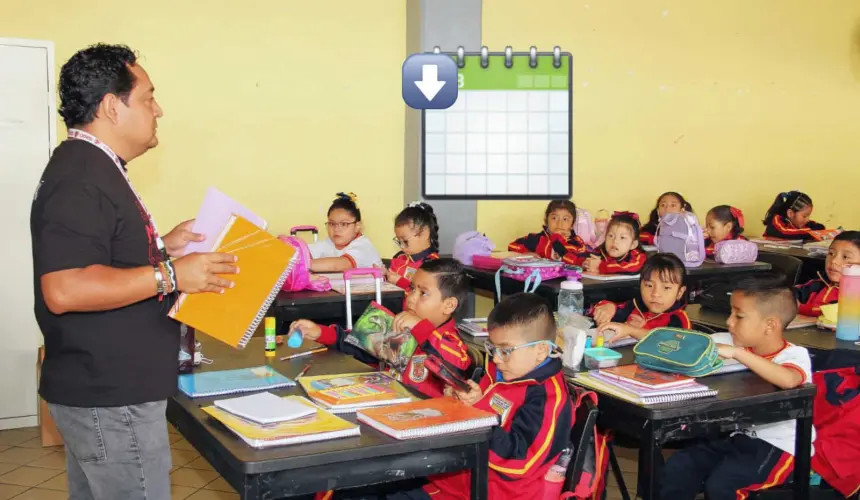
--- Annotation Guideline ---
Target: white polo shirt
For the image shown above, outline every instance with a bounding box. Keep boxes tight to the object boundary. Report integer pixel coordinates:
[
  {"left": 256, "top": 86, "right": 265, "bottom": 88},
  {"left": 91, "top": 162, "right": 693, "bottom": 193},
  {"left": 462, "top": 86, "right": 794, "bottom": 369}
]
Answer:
[
  {"left": 711, "top": 331, "right": 816, "bottom": 456},
  {"left": 308, "top": 235, "right": 382, "bottom": 269}
]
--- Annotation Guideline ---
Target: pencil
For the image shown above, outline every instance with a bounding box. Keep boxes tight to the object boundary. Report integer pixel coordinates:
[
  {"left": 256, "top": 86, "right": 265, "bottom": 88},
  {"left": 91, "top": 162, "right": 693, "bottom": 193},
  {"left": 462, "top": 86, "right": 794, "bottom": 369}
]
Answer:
[
  {"left": 280, "top": 347, "right": 328, "bottom": 361},
  {"left": 295, "top": 364, "right": 311, "bottom": 379}
]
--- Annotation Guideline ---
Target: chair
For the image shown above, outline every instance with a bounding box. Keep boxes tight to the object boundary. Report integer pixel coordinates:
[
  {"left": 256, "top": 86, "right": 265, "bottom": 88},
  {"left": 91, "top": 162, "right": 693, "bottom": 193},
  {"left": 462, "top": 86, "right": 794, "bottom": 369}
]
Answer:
[
  {"left": 465, "top": 344, "right": 484, "bottom": 378},
  {"left": 755, "top": 252, "right": 804, "bottom": 287}
]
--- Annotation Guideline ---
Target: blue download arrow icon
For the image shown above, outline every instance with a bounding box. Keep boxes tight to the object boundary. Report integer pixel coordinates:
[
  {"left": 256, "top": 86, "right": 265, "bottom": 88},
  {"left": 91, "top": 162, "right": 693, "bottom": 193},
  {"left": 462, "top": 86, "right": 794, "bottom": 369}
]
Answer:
[
  {"left": 414, "top": 65, "right": 446, "bottom": 101},
  {"left": 402, "top": 53, "right": 458, "bottom": 109}
]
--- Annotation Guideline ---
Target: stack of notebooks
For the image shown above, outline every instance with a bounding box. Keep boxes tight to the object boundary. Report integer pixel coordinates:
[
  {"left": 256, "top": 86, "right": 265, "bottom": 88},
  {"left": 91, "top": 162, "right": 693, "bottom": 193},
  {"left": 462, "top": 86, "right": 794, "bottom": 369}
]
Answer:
[
  {"left": 357, "top": 397, "right": 498, "bottom": 440},
  {"left": 573, "top": 365, "right": 719, "bottom": 405},
  {"left": 298, "top": 372, "right": 417, "bottom": 413},
  {"left": 178, "top": 366, "right": 296, "bottom": 398},
  {"left": 458, "top": 318, "right": 489, "bottom": 337},
  {"left": 202, "top": 392, "right": 360, "bottom": 448}
]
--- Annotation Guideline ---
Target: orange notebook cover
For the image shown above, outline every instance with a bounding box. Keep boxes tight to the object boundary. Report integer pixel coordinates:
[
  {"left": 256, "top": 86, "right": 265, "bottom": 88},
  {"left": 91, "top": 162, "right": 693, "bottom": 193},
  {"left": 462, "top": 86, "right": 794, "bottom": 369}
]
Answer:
[
  {"left": 168, "top": 215, "right": 296, "bottom": 348},
  {"left": 356, "top": 397, "right": 498, "bottom": 440},
  {"left": 599, "top": 364, "right": 694, "bottom": 389}
]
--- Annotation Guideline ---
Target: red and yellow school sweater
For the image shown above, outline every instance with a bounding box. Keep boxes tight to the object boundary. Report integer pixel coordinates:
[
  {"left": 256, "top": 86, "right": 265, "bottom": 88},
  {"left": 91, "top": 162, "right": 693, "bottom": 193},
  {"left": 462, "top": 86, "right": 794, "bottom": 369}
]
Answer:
[
  {"left": 422, "top": 357, "right": 573, "bottom": 500},
  {"left": 589, "top": 247, "right": 646, "bottom": 275},
  {"left": 595, "top": 295, "right": 692, "bottom": 329},
  {"left": 704, "top": 234, "right": 749, "bottom": 259},
  {"left": 508, "top": 227, "right": 590, "bottom": 266},
  {"left": 795, "top": 274, "right": 839, "bottom": 317},
  {"left": 763, "top": 215, "right": 825, "bottom": 242},
  {"left": 388, "top": 247, "right": 439, "bottom": 290},
  {"left": 317, "top": 317, "right": 470, "bottom": 398}
]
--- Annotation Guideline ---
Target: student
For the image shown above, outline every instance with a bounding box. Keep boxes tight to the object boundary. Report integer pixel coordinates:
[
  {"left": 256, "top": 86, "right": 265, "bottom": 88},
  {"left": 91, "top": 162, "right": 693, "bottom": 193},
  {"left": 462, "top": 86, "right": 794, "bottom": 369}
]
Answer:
[
  {"left": 594, "top": 253, "right": 692, "bottom": 339},
  {"left": 582, "top": 211, "right": 646, "bottom": 275},
  {"left": 658, "top": 276, "right": 813, "bottom": 500},
  {"left": 762, "top": 190, "right": 825, "bottom": 241},
  {"left": 704, "top": 205, "right": 747, "bottom": 258},
  {"left": 639, "top": 191, "right": 695, "bottom": 245},
  {"left": 308, "top": 192, "right": 382, "bottom": 272},
  {"left": 508, "top": 199, "right": 590, "bottom": 265},
  {"left": 386, "top": 202, "right": 440, "bottom": 290},
  {"left": 410, "top": 293, "right": 572, "bottom": 499},
  {"left": 795, "top": 230, "right": 860, "bottom": 316},
  {"left": 291, "top": 258, "right": 470, "bottom": 398}
]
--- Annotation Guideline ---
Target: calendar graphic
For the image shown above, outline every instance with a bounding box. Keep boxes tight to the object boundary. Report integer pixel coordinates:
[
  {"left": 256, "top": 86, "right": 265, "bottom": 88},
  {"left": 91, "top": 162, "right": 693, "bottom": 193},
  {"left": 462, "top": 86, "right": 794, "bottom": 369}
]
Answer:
[{"left": 422, "top": 46, "right": 572, "bottom": 200}]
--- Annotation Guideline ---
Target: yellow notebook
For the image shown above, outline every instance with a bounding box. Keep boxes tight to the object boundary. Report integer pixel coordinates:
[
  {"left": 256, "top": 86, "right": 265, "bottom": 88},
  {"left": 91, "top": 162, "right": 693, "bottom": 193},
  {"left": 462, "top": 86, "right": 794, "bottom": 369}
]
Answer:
[
  {"left": 168, "top": 215, "right": 296, "bottom": 348},
  {"left": 298, "top": 372, "right": 416, "bottom": 413},
  {"left": 202, "top": 396, "right": 359, "bottom": 448}
]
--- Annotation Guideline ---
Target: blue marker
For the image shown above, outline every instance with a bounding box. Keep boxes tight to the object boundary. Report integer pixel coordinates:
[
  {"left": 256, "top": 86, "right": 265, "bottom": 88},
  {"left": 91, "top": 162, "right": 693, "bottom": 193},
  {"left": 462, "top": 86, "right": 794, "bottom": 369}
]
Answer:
[
  {"left": 287, "top": 330, "right": 303, "bottom": 348},
  {"left": 584, "top": 336, "right": 593, "bottom": 349}
]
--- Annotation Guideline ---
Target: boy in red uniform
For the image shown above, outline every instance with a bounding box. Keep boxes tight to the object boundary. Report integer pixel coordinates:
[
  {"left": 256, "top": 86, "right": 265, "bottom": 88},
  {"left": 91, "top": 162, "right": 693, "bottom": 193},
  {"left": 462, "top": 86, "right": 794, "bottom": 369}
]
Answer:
[
  {"left": 291, "top": 258, "right": 471, "bottom": 398},
  {"left": 795, "top": 231, "right": 860, "bottom": 316}
]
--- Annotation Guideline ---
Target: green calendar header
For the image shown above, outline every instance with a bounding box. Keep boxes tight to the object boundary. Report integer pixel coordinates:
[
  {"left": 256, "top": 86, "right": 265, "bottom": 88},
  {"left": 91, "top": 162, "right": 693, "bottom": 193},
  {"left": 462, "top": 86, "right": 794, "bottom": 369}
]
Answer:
[{"left": 454, "top": 55, "right": 570, "bottom": 91}]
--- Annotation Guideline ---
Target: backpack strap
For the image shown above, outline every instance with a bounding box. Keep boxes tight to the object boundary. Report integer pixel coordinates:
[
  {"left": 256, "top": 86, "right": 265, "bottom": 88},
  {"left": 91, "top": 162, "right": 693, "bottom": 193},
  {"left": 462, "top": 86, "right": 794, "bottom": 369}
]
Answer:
[{"left": 523, "top": 269, "right": 543, "bottom": 294}]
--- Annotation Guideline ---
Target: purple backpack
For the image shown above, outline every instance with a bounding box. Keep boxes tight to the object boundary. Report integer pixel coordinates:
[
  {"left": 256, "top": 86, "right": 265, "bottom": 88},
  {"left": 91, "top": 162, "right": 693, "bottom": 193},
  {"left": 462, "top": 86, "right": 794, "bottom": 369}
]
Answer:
[
  {"left": 655, "top": 213, "right": 706, "bottom": 268},
  {"left": 453, "top": 231, "right": 495, "bottom": 265},
  {"left": 714, "top": 239, "right": 758, "bottom": 264},
  {"left": 278, "top": 233, "right": 331, "bottom": 292}
]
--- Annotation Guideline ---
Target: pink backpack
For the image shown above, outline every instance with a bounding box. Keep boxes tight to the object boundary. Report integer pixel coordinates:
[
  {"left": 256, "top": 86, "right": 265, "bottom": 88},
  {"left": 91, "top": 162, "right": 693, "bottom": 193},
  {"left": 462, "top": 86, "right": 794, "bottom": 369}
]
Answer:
[
  {"left": 655, "top": 212, "right": 706, "bottom": 268},
  {"left": 574, "top": 208, "right": 598, "bottom": 249},
  {"left": 494, "top": 256, "right": 581, "bottom": 300},
  {"left": 278, "top": 226, "right": 331, "bottom": 292},
  {"left": 592, "top": 209, "right": 610, "bottom": 248},
  {"left": 714, "top": 239, "right": 758, "bottom": 264}
]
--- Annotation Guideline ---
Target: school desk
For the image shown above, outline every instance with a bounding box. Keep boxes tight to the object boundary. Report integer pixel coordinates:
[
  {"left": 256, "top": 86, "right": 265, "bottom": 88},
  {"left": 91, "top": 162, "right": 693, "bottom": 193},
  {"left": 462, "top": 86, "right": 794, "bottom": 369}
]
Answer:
[
  {"left": 167, "top": 334, "right": 492, "bottom": 500},
  {"left": 755, "top": 242, "right": 826, "bottom": 283},
  {"left": 273, "top": 288, "right": 405, "bottom": 329}
]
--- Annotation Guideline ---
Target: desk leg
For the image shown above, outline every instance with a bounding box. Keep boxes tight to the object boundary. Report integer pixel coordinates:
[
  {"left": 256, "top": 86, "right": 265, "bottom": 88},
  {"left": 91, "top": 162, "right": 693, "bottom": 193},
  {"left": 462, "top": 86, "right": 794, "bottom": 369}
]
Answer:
[
  {"left": 637, "top": 421, "right": 660, "bottom": 500},
  {"left": 793, "top": 416, "right": 813, "bottom": 500},
  {"left": 471, "top": 440, "right": 490, "bottom": 500}
]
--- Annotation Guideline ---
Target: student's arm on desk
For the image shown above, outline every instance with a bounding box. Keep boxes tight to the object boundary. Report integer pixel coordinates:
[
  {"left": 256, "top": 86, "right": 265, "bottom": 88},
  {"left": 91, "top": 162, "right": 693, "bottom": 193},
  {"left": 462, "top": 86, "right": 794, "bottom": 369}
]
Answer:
[
  {"left": 716, "top": 345, "right": 804, "bottom": 390},
  {"left": 310, "top": 256, "right": 354, "bottom": 273}
]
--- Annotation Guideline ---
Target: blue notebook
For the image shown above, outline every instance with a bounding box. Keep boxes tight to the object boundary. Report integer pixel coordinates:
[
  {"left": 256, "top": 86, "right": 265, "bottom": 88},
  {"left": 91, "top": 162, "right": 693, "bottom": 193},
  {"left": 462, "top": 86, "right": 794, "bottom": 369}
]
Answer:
[{"left": 178, "top": 366, "right": 296, "bottom": 398}]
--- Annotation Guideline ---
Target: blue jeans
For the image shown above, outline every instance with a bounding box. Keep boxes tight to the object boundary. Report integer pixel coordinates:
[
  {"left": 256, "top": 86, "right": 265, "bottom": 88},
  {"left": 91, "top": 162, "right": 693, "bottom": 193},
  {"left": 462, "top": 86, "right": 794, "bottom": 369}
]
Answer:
[{"left": 48, "top": 400, "right": 172, "bottom": 500}]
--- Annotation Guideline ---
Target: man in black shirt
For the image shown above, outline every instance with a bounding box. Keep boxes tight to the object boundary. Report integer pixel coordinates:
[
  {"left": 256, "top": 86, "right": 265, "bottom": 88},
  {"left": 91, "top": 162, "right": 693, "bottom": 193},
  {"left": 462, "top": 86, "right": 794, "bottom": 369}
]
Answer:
[{"left": 31, "top": 44, "right": 238, "bottom": 500}]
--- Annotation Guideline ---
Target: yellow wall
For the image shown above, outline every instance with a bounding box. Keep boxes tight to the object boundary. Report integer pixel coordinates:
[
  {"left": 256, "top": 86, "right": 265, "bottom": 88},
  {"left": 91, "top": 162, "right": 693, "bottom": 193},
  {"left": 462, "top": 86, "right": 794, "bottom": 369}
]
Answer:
[
  {"left": 480, "top": 0, "right": 860, "bottom": 245},
  {"left": 1, "top": 0, "right": 406, "bottom": 248}
]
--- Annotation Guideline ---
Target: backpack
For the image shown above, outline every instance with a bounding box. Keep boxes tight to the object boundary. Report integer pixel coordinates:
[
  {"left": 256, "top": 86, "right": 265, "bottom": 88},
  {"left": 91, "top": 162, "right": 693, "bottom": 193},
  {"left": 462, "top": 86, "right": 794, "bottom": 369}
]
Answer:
[
  {"left": 698, "top": 282, "right": 734, "bottom": 313},
  {"left": 633, "top": 327, "right": 722, "bottom": 377},
  {"left": 592, "top": 209, "right": 610, "bottom": 248},
  {"left": 574, "top": 208, "right": 598, "bottom": 249},
  {"left": 453, "top": 231, "right": 495, "bottom": 266},
  {"left": 555, "top": 388, "right": 610, "bottom": 499},
  {"left": 494, "top": 256, "right": 581, "bottom": 300},
  {"left": 655, "top": 212, "right": 706, "bottom": 268},
  {"left": 277, "top": 235, "right": 332, "bottom": 292}
]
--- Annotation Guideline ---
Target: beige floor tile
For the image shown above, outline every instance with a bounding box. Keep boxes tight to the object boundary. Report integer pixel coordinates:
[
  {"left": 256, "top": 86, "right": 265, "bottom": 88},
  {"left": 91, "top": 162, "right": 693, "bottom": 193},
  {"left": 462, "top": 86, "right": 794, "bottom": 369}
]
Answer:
[
  {"left": 171, "top": 439, "right": 197, "bottom": 452},
  {"left": 0, "top": 448, "right": 52, "bottom": 466},
  {"left": 0, "top": 465, "right": 16, "bottom": 477},
  {"left": 203, "top": 477, "right": 235, "bottom": 493},
  {"left": 186, "top": 489, "right": 239, "bottom": 500},
  {"left": 169, "top": 434, "right": 185, "bottom": 445},
  {"left": 170, "top": 468, "right": 219, "bottom": 488},
  {"left": 0, "top": 430, "right": 37, "bottom": 448},
  {"left": 27, "top": 452, "right": 66, "bottom": 471},
  {"left": 168, "top": 423, "right": 179, "bottom": 435},
  {"left": 0, "top": 466, "right": 62, "bottom": 487},
  {"left": 171, "top": 449, "right": 200, "bottom": 468},
  {"left": 36, "top": 472, "right": 66, "bottom": 492},
  {"left": 9, "top": 488, "right": 68, "bottom": 500},
  {"left": 0, "top": 447, "right": 8, "bottom": 454},
  {"left": 0, "top": 484, "right": 28, "bottom": 500},
  {"left": 184, "top": 456, "right": 214, "bottom": 471},
  {"left": 172, "top": 484, "right": 199, "bottom": 500}
]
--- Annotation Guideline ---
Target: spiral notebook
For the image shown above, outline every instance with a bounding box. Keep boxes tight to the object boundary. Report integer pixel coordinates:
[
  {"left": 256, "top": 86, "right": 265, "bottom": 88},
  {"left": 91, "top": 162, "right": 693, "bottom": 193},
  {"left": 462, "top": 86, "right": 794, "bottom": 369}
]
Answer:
[
  {"left": 422, "top": 47, "right": 572, "bottom": 199},
  {"left": 298, "top": 372, "right": 416, "bottom": 413},
  {"left": 178, "top": 366, "right": 296, "bottom": 398},
  {"left": 357, "top": 397, "right": 498, "bottom": 440},
  {"left": 572, "top": 372, "right": 718, "bottom": 406},
  {"left": 169, "top": 215, "right": 296, "bottom": 349},
  {"left": 183, "top": 186, "right": 268, "bottom": 255}
]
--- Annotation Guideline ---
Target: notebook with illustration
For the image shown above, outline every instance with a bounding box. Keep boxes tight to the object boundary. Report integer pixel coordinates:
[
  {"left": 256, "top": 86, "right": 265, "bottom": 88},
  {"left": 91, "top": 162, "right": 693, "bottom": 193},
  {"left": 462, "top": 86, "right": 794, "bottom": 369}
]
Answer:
[
  {"left": 357, "top": 397, "right": 498, "bottom": 440},
  {"left": 787, "top": 315, "right": 819, "bottom": 330},
  {"left": 213, "top": 391, "right": 315, "bottom": 424},
  {"left": 599, "top": 365, "right": 695, "bottom": 389},
  {"left": 572, "top": 372, "right": 718, "bottom": 406},
  {"left": 184, "top": 186, "right": 268, "bottom": 255},
  {"left": 203, "top": 396, "right": 360, "bottom": 448},
  {"left": 178, "top": 366, "right": 296, "bottom": 398},
  {"left": 169, "top": 215, "right": 297, "bottom": 349},
  {"left": 581, "top": 273, "right": 640, "bottom": 282},
  {"left": 298, "top": 372, "right": 416, "bottom": 413},
  {"left": 344, "top": 302, "right": 418, "bottom": 372}
]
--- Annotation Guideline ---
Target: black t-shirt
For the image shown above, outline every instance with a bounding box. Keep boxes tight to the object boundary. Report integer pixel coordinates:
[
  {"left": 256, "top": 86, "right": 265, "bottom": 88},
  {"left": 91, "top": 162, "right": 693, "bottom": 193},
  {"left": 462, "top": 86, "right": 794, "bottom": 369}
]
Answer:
[{"left": 31, "top": 139, "right": 179, "bottom": 407}]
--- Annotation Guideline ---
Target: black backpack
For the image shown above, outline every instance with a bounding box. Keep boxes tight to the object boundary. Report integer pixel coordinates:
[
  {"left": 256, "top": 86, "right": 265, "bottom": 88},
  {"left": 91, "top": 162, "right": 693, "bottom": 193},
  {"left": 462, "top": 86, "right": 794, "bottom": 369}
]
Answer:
[{"left": 697, "top": 282, "right": 734, "bottom": 313}]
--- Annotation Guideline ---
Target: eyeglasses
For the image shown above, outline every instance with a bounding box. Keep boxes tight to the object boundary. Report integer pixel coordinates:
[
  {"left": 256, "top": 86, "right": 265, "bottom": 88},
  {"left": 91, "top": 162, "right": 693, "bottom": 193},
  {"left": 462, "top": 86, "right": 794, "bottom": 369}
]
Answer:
[
  {"left": 392, "top": 232, "right": 419, "bottom": 248},
  {"left": 483, "top": 340, "right": 557, "bottom": 361},
  {"left": 326, "top": 221, "right": 357, "bottom": 230}
]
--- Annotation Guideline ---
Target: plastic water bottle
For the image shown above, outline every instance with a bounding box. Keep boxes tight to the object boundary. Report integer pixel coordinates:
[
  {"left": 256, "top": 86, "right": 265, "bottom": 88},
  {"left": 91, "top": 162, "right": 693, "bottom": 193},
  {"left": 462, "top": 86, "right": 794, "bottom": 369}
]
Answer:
[
  {"left": 836, "top": 265, "right": 860, "bottom": 342},
  {"left": 557, "top": 280, "right": 584, "bottom": 328}
]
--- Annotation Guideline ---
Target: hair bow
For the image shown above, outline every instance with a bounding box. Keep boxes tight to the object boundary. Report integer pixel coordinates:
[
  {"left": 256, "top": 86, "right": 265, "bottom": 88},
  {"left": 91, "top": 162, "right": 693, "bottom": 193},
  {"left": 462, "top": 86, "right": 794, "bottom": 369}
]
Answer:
[
  {"left": 407, "top": 201, "right": 424, "bottom": 209},
  {"left": 729, "top": 207, "right": 745, "bottom": 228},
  {"left": 336, "top": 192, "right": 358, "bottom": 205},
  {"left": 612, "top": 211, "right": 639, "bottom": 222}
]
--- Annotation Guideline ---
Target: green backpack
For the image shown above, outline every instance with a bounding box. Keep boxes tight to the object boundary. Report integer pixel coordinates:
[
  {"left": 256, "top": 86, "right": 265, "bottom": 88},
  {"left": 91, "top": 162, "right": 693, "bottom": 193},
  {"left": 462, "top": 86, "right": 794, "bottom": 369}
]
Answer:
[{"left": 633, "top": 328, "right": 722, "bottom": 377}]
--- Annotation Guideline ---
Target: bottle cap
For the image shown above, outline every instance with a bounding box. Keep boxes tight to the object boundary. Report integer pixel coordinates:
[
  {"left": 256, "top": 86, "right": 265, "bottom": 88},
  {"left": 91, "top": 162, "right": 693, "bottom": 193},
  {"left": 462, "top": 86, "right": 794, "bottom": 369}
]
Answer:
[
  {"left": 287, "top": 330, "right": 303, "bottom": 348},
  {"left": 265, "top": 317, "right": 276, "bottom": 329},
  {"left": 560, "top": 280, "right": 583, "bottom": 291},
  {"left": 843, "top": 265, "right": 860, "bottom": 277}
]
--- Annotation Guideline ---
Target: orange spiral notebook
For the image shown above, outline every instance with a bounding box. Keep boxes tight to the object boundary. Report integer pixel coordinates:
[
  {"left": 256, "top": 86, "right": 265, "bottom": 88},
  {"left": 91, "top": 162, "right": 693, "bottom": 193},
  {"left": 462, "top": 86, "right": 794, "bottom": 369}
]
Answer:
[
  {"left": 357, "top": 397, "right": 498, "bottom": 440},
  {"left": 168, "top": 215, "right": 296, "bottom": 348}
]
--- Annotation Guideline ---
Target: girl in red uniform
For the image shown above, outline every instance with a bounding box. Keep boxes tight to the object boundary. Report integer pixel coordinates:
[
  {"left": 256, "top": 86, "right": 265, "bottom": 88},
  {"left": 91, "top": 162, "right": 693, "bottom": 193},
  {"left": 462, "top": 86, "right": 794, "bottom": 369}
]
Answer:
[
  {"left": 704, "top": 205, "right": 747, "bottom": 258},
  {"left": 508, "top": 200, "right": 589, "bottom": 265},
  {"left": 639, "top": 191, "right": 694, "bottom": 245}
]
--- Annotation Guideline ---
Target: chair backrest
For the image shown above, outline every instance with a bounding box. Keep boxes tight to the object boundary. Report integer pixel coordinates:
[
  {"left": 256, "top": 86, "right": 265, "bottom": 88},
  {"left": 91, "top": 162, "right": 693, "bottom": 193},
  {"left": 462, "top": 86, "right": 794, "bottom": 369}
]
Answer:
[
  {"left": 466, "top": 344, "right": 484, "bottom": 371},
  {"left": 756, "top": 252, "right": 804, "bottom": 286},
  {"left": 563, "top": 392, "right": 600, "bottom": 492}
]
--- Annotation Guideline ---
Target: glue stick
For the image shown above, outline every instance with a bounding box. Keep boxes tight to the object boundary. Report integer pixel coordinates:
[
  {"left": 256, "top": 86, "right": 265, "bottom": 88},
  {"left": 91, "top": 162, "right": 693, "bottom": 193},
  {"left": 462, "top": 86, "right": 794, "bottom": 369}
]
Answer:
[{"left": 265, "top": 317, "right": 277, "bottom": 357}]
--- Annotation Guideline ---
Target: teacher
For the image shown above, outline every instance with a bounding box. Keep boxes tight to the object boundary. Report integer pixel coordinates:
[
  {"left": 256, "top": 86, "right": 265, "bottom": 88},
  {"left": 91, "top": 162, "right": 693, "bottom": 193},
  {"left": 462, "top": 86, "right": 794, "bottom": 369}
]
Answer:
[{"left": 30, "top": 43, "right": 237, "bottom": 500}]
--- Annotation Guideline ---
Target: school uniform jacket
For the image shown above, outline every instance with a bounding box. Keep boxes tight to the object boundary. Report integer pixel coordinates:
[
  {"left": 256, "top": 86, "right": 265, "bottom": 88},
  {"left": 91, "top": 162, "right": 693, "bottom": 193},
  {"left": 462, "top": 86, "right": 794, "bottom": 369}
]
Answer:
[
  {"left": 317, "top": 318, "right": 470, "bottom": 398},
  {"left": 423, "top": 357, "right": 573, "bottom": 500},
  {"left": 640, "top": 224, "right": 657, "bottom": 246},
  {"left": 597, "top": 295, "right": 692, "bottom": 329},
  {"left": 508, "top": 227, "right": 590, "bottom": 265},
  {"left": 388, "top": 247, "right": 439, "bottom": 290},
  {"left": 763, "top": 215, "right": 825, "bottom": 241},
  {"left": 590, "top": 247, "right": 646, "bottom": 275},
  {"left": 705, "top": 234, "right": 748, "bottom": 258},
  {"left": 795, "top": 274, "right": 838, "bottom": 317}
]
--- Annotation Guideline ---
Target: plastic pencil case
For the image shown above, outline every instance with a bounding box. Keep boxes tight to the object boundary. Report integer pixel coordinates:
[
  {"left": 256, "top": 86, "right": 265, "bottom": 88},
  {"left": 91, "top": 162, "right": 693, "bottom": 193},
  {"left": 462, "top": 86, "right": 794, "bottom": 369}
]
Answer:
[
  {"left": 633, "top": 327, "right": 722, "bottom": 377},
  {"left": 583, "top": 347, "right": 622, "bottom": 370}
]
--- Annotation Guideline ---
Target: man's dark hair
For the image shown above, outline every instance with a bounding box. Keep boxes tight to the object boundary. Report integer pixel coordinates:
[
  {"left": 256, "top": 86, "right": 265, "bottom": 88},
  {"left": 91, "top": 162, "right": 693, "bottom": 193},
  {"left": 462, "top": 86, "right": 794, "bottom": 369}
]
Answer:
[
  {"left": 488, "top": 293, "right": 555, "bottom": 342},
  {"left": 420, "top": 258, "right": 469, "bottom": 313},
  {"left": 58, "top": 44, "right": 138, "bottom": 128},
  {"left": 641, "top": 252, "right": 687, "bottom": 285},
  {"left": 733, "top": 274, "right": 797, "bottom": 328}
]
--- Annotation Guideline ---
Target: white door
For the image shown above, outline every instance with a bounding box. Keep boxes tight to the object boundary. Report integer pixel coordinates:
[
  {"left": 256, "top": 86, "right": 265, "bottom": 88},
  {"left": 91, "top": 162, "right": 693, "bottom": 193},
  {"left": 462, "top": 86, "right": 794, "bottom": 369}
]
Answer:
[{"left": 0, "top": 39, "right": 56, "bottom": 429}]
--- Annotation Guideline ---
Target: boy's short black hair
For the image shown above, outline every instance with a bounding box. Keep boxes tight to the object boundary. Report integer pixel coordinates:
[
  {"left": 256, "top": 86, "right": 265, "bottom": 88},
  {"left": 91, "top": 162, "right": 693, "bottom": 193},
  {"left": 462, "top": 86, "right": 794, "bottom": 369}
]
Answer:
[
  {"left": 420, "top": 258, "right": 469, "bottom": 312},
  {"left": 641, "top": 253, "right": 687, "bottom": 285},
  {"left": 488, "top": 293, "right": 555, "bottom": 342},
  {"left": 732, "top": 274, "right": 797, "bottom": 329}
]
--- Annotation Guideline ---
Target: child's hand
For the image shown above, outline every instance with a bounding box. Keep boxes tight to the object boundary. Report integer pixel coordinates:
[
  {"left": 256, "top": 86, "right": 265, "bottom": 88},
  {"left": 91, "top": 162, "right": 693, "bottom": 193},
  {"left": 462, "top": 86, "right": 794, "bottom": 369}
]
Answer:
[
  {"left": 583, "top": 255, "right": 602, "bottom": 273},
  {"left": 592, "top": 303, "right": 616, "bottom": 326},
  {"left": 289, "top": 319, "right": 321, "bottom": 341},
  {"left": 385, "top": 269, "right": 400, "bottom": 285},
  {"left": 716, "top": 343, "right": 739, "bottom": 360},
  {"left": 393, "top": 311, "right": 422, "bottom": 332},
  {"left": 453, "top": 380, "right": 483, "bottom": 406},
  {"left": 598, "top": 322, "right": 638, "bottom": 343},
  {"left": 627, "top": 315, "right": 647, "bottom": 329}
]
